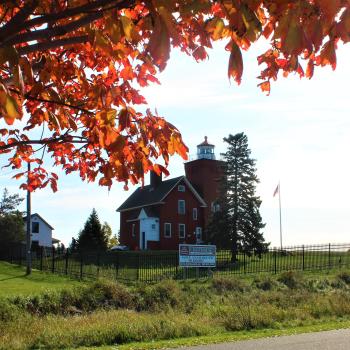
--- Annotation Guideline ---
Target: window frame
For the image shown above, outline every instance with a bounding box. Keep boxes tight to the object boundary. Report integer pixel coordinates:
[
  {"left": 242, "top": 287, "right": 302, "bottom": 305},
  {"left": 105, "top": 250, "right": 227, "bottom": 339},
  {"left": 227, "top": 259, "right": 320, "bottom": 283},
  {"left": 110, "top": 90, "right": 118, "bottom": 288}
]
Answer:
[
  {"left": 193, "top": 208, "right": 198, "bottom": 220},
  {"left": 131, "top": 223, "right": 136, "bottom": 237},
  {"left": 178, "top": 224, "right": 186, "bottom": 239},
  {"left": 32, "top": 221, "right": 39, "bottom": 234},
  {"left": 196, "top": 227, "right": 202, "bottom": 241},
  {"left": 164, "top": 223, "right": 172, "bottom": 238},
  {"left": 178, "top": 200, "right": 186, "bottom": 215},
  {"left": 178, "top": 185, "right": 185, "bottom": 192}
]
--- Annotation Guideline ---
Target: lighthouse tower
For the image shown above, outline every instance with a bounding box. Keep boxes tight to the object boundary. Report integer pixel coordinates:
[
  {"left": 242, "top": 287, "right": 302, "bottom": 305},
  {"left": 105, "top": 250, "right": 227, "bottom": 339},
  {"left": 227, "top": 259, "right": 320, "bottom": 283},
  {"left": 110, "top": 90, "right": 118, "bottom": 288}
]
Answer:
[{"left": 184, "top": 136, "right": 224, "bottom": 230}]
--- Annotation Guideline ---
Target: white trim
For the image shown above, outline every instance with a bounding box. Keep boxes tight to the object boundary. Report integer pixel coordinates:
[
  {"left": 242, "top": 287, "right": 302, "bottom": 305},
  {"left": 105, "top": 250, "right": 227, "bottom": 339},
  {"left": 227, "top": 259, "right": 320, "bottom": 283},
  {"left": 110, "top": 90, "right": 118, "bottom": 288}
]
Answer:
[
  {"left": 118, "top": 202, "right": 165, "bottom": 213},
  {"left": 126, "top": 218, "right": 139, "bottom": 223},
  {"left": 178, "top": 223, "right": 186, "bottom": 239},
  {"left": 164, "top": 222, "right": 172, "bottom": 238},
  {"left": 182, "top": 177, "right": 207, "bottom": 207}
]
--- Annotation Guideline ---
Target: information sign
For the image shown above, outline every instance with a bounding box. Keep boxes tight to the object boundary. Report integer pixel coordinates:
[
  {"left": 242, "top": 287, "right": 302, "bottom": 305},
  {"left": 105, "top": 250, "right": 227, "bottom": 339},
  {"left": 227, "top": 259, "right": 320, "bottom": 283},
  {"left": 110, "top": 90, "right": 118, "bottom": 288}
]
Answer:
[{"left": 179, "top": 244, "right": 216, "bottom": 267}]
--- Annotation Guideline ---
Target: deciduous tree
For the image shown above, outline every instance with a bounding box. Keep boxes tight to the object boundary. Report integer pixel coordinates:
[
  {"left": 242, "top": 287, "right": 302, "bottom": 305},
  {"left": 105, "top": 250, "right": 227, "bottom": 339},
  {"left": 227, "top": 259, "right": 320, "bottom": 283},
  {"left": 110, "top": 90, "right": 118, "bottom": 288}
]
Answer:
[{"left": 0, "top": 1, "right": 348, "bottom": 191}]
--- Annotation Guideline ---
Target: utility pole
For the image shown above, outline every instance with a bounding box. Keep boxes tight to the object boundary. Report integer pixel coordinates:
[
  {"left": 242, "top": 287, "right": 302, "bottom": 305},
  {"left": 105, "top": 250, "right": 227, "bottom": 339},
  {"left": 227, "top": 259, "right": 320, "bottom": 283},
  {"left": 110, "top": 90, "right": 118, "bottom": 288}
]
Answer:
[{"left": 26, "top": 162, "right": 32, "bottom": 275}]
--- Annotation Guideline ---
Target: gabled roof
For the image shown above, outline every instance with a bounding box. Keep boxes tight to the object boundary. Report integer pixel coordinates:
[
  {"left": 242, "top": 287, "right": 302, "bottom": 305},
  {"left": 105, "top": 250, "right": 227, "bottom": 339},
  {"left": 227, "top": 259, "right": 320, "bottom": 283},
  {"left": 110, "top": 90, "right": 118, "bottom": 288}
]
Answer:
[
  {"left": 23, "top": 213, "right": 54, "bottom": 230},
  {"left": 117, "top": 176, "right": 207, "bottom": 212}
]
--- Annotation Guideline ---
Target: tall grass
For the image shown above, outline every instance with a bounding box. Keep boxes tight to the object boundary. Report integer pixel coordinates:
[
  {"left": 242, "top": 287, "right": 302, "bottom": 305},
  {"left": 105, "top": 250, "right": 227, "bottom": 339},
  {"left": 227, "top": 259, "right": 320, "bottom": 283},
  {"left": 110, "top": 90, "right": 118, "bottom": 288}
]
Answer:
[{"left": 1, "top": 271, "right": 350, "bottom": 349}]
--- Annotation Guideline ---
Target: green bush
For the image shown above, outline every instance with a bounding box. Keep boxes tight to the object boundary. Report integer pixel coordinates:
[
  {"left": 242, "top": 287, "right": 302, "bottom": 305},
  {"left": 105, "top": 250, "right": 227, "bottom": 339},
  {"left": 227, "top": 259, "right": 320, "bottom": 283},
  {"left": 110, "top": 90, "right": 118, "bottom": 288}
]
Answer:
[
  {"left": 212, "top": 276, "right": 249, "bottom": 293},
  {"left": 254, "top": 276, "right": 279, "bottom": 291},
  {"left": 136, "top": 280, "right": 182, "bottom": 311},
  {"left": 11, "top": 280, "right": 134, "bottom": 315},
  {"left": 337, "top": 271, "right": 350, "bottom": 284},
  {"left": 277, "top": 271, "right": 304, "bottom": 289},
  {"left": 0, "top": 298, "right": 18, "bottom": 322}
]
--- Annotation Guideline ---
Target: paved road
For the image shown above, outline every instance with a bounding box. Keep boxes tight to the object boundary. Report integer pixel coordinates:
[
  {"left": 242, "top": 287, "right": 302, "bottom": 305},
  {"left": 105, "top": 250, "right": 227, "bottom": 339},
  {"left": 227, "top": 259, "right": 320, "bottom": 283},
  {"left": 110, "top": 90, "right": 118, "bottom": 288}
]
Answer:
[{"left": 177, "top": 329, "right": 350, "bottom": 350}]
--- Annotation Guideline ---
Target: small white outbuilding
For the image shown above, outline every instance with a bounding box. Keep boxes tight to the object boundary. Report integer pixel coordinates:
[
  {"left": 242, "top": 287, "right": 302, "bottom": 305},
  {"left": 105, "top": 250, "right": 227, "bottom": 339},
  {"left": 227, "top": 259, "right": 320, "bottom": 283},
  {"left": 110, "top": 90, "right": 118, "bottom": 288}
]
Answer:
[{"left": 25, "top": 213, "right": 55, "bottom": 247}]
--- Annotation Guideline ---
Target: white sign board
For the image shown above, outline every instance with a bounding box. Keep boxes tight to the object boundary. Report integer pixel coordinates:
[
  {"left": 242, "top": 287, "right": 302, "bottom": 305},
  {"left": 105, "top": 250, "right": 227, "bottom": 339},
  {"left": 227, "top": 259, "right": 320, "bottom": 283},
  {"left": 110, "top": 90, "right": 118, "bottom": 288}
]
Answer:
[{"left": 179, "top": 244, "right": 216, "bottom": 267}]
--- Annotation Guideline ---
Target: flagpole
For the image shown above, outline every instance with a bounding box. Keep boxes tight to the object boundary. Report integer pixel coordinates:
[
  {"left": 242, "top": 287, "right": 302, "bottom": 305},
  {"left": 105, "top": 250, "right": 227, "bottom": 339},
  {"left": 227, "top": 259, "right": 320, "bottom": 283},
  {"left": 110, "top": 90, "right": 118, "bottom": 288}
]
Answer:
[{"left": 279, "top": 182, "right": 283, "bottom": 250}]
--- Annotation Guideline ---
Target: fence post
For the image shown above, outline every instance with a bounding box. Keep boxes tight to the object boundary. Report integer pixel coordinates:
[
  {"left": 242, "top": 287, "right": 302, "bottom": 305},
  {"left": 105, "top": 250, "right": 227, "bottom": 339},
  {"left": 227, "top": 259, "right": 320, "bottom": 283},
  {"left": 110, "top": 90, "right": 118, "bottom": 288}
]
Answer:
[
  {"left": 40, "top": 246, "right": 43, "bottom": 271},
  {"left": 137, "top": 254, "right": 140, "bottom": 281},
  {"left": 328, "top": 243, "right": 331, "bottom": 269},
  {"left": 51, "top": 246, "right": 55, "bottom": 273},
  {"left": 302, "top": 245, "right": 305, "bottom": 271},
  {"left": 80, "top": 255, "right": 83, "bottom": 279},
  {"left": 65, "top": 249, "right": 69, "bottom": 275},
  {"left": 274, "top": 249, "right": 277, "bottom": 274}
]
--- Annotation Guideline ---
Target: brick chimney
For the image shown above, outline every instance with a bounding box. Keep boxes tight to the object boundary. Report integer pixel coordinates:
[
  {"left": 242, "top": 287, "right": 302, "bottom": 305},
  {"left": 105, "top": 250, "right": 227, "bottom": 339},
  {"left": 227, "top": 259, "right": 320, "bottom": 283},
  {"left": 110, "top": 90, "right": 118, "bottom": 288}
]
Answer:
[{"left": 150, "top": 170, "right": 162, "bottom": 189}]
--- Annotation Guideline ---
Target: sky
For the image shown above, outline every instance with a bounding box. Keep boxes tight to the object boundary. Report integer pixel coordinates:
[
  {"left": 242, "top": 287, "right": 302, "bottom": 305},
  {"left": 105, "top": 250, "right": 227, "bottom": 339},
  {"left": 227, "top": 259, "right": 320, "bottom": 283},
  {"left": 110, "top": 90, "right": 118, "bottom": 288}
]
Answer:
[{"left": 1, "top": 41, "right": 350, "bottom": 247}]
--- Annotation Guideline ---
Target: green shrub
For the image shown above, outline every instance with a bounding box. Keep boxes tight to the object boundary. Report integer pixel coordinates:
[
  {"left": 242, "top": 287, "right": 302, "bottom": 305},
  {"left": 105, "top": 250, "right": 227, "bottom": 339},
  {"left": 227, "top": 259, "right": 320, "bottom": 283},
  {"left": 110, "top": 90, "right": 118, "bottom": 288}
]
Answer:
[
  {"left": 277, "top": 271, "right": 304, "bottom": 289},
  {"left": 254, "top": 276, "right": 279, "bottom": 291},
  {"left": 337, "top": 271, "right": 350, "bottom": 284},
  {"left": 136, "top": 280, "right": 182, "bottom": 311},
  {"left": 212, "top": 276, "right": 249, "bottom": 293},
  {"left": 11, "top": 280, "right": 134, "bottom": 315},
  {"left": 0, "top": 298, "right": 18, "bottom": 322}
]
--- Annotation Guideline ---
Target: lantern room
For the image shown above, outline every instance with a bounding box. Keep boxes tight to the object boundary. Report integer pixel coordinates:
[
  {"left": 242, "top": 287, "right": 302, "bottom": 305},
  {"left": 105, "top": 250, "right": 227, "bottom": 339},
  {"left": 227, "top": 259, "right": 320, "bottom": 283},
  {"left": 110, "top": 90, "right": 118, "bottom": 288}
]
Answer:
[{"left": 197, "top": 136, "right": 215, "bottom": 160}]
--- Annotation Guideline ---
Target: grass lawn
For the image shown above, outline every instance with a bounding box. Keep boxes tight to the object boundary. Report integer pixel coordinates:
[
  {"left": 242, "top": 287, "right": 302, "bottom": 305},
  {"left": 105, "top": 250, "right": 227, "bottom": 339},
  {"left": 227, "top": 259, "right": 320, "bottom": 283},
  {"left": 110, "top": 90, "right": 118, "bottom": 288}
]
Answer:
[{"left": 0, "top": 261, "right": 83, "bottom": 297}]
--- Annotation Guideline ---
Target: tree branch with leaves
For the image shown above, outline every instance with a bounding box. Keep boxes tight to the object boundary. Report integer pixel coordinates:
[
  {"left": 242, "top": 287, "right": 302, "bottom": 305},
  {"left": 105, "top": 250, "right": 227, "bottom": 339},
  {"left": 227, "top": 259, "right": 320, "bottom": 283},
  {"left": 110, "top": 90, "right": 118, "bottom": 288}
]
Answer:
[{"left": 0, "top": 0, "right": 348, "bottom": 191}]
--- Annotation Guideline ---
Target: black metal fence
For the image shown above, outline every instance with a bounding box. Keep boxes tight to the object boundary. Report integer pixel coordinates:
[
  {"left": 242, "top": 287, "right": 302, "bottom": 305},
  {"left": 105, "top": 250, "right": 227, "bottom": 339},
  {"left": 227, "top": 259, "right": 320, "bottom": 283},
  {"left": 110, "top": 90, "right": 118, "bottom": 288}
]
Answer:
[{"left": 1, "top": 243, "right": 350, "bottom": 282}]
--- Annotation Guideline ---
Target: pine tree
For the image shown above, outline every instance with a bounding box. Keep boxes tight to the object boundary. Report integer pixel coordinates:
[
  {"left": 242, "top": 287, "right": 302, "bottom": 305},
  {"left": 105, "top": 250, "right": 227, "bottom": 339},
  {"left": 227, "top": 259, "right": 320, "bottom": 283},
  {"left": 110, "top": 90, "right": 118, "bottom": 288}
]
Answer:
[
  {"left": 206, "top": 133, "right": 268, "bottom": 261},
  {"left": 77, "top": 209, "right": 107, "bottom": 253},
  {"left": 0, "top": 188, "right": 24, "bottom": 215},
  {"left": 0, "top": 188, "right": 25, "bottom": 251}
]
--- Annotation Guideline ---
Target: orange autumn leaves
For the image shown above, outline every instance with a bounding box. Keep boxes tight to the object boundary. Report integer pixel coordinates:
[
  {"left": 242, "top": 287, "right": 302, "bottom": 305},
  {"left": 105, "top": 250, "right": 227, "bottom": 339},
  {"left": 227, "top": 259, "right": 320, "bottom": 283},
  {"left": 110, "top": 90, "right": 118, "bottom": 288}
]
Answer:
[{"left": 0, "top": 0, "right": 349, "bottom": 191}]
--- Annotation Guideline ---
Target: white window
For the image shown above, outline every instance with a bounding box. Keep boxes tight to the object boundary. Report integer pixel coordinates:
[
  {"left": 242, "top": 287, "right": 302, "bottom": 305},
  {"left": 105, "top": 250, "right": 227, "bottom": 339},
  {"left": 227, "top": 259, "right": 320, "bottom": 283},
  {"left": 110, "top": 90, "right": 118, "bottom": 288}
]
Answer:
[
  {"left": 151, "top": 224, "right": 156, "bottom": 230},
  {"left": 164, "top": 223, "right": 171, "bottom": 238},
  {"left": 196, "top": 227, "right": 202, "bottom": 241},
  {"left": 178, "top": 185, "right": 185, "bottom": 192},
  {"left": 178, "top": 200, "right": 185, "bottom": 214},
  {"left": 193, "top": 208, "right": 198, "bottom": 220},
  {"left": 179, "top": 224, "right": 185, "bottom": 239},
  {"left": 132, "top": 224, "right": 136, "bottom": 237}
]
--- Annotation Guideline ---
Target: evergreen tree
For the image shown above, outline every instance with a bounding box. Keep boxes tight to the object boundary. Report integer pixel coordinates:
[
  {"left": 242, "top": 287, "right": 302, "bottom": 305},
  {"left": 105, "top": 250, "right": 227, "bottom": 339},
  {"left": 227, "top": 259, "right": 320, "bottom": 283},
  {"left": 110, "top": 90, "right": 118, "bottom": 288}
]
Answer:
[
  {"left": 0, "top": 188, "right": 25, "bottom": 250},
  {"left": 77, "top": 209, "right": 107, "bottom": 252},
  {"left": 0, "top": 188, "right": 24, "bottom": 215},
  {"left": 206, "top": 133, "right": 268, "bottom": 261}
]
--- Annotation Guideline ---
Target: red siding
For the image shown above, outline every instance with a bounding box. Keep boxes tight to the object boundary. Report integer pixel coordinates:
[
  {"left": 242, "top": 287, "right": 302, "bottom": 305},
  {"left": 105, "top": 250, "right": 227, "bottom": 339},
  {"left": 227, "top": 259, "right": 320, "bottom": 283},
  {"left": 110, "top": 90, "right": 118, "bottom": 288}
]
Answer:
[
  {"left": 119, "top": 179, "right": 205, "bottom": 251},
  {"left": 185, "top": 158, "right": 224, "bottom": 228},
  {"left": 158, "top": 180, "right": 205, "bottom": 250},
  {"left": 119, "top": 210, "right": 140, "bottom": 250}
]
